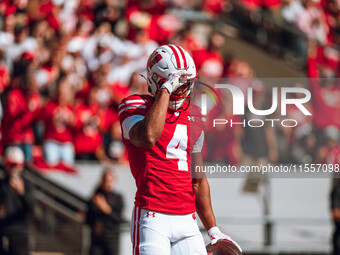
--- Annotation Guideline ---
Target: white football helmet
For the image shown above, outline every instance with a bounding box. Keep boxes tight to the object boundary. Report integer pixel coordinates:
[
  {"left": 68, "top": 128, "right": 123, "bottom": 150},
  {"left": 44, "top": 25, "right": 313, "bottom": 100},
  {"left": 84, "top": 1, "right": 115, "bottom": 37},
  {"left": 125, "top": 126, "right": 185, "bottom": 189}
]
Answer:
[{"left": 146, "top": 44, "right": 197, "bottom": 109}]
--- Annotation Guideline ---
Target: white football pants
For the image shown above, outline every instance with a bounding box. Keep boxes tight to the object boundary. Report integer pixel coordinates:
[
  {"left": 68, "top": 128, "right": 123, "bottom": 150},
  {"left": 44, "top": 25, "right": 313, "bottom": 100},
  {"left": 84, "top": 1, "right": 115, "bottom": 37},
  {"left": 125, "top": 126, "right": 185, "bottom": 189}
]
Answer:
[{"left": 131, "top": 206, "right": 207, "bottom": 255}]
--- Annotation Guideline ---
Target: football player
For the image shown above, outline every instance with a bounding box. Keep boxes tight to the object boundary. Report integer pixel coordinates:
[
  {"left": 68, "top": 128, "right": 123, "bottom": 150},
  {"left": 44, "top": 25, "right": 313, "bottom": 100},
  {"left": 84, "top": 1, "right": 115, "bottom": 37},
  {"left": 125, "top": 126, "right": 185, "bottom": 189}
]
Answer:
[{"left": 119, "top": 44, "right": 241, "bottom": 255}]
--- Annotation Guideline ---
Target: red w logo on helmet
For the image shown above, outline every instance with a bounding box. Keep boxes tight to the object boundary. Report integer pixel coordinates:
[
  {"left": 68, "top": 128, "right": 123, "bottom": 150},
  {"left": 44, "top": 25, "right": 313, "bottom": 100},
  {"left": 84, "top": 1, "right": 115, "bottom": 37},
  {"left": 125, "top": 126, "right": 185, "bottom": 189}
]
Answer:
[{"left": 147, "top": 52, "right": 163, "bottom": 70}]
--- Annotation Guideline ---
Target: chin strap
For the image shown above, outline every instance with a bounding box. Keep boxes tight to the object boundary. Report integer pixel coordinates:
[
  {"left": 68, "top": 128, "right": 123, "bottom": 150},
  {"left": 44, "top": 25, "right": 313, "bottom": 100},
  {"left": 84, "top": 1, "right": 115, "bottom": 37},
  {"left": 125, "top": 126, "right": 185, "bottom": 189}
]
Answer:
[
  {"left": 168, "top": 98, "right": 185, "bottom": 110},
  {"left": 139, "top": 73, "right": 147, "bottom": 80},
  {"left": 166, "top": 97, "right": 191, "bottom": 124}
]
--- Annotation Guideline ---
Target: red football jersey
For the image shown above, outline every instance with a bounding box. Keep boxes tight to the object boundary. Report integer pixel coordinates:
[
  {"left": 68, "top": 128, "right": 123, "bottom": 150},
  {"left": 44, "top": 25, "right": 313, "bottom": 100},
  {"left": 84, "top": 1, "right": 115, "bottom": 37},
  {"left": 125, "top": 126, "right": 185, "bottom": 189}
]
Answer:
[
  {"left": 119, "top": 94, "right": 205, "bottom": 215},
  {"left": 192, "top": 49, "right": 224, "bottom": 78}
]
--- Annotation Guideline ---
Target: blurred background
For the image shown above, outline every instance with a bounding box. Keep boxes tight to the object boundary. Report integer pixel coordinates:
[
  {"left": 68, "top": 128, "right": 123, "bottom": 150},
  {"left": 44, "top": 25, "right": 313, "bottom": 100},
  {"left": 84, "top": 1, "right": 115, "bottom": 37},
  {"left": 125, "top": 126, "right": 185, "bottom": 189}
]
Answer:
[{"left": 0, "top": 0, "right": 339, "bottom": 254}]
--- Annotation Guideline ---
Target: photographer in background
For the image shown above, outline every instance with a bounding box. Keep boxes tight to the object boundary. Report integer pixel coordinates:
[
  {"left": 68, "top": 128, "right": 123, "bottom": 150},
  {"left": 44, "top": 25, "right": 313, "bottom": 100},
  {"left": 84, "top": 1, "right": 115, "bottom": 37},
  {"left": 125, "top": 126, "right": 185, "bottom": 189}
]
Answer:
[
  {"left": 0, "top": 147, "right": 34, "bottom": 255},
  {"left": 87, "top": 169, "right": 124, "bottom": 255}
]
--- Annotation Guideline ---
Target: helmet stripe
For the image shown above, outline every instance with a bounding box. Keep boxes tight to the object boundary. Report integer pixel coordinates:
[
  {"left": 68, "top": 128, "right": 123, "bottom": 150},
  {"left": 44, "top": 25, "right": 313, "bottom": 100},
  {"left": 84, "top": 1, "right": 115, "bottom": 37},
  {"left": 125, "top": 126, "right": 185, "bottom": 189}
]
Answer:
[
  {"left": 168, "top": 44, "right": 181, "bottom": 68},
  {"left": 176, "top": 46, "right": 188, "bottom": 69}
]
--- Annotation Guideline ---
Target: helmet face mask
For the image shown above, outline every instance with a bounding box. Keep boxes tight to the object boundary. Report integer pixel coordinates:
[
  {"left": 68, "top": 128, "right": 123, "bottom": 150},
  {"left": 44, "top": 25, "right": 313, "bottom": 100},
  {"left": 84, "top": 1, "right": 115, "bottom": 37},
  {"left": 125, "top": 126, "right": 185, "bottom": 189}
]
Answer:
[{"left": 146, "top": 44, "right": 197, "bottom": 110}]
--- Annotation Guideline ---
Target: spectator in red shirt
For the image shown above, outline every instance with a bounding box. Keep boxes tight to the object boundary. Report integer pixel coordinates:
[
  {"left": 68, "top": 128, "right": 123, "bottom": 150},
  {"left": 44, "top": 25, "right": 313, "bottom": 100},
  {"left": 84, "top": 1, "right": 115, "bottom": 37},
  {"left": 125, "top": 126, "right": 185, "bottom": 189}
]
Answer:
[
  {"left": 74, "top": 87, "right": 118, "bottom": 162},
  {"left": 307, "top": 41, "right": 340, "bottom": 130},
  {"left": 170, "top": 24, "right": 205, "bottom": 55},
  {"left": 89, "top": 63, "right": 114, "bottom": 106},
  {"left": 41, "top": 74, "right": 75, "bottom": 166},
  {"left": 126, "top": 0, "right": 168, "bottom": 43},
  {"left": 192, "top": 32, "right": 225, "bottom": 78},
  {"left": 2, "top": 59, "right": 41, "bottom": 162}
]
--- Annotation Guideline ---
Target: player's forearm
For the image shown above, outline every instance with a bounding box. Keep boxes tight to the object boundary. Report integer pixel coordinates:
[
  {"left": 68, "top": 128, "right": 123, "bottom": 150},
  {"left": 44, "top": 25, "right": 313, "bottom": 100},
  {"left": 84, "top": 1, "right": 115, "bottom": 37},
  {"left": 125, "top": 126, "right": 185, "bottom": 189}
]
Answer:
[
  {"left": 333, "top": 209, "right": 340, "bottom": 222},
  {"left": 130, "top": 89, "right": 170, "bottom": 147},
  {"left": 194, "top": 178, "right": 217, "bottom": 231}
]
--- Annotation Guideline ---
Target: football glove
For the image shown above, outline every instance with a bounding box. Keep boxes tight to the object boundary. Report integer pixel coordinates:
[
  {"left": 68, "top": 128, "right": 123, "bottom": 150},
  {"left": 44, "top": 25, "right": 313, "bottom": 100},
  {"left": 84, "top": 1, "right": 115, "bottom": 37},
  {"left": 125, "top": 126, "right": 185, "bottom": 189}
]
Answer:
[
  {"left": 208, "top": 226, "right": 242, "bottom": 252},
  {"left": 161, "top": 70, "right": 192, "bottom": 95}
]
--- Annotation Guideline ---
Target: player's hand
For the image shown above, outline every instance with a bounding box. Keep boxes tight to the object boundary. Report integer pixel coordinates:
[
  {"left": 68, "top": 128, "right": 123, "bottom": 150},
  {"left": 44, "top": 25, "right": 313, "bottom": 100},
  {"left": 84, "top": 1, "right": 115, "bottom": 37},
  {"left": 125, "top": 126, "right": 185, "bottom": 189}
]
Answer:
[
  {"left": 93, "top": 194, "right": 112, "bottom": 214},
  {"left": 161, "top": 70, "right": 192, "bottom": 94},
  {"left": 0, "top": 205, "right": 6, "bottom": 219},
  {"left": 208, "top": 226, "right": 242, "bottom": 252},
  {"left": 9, "top": 176, "right": 25, "bottom": 195}
]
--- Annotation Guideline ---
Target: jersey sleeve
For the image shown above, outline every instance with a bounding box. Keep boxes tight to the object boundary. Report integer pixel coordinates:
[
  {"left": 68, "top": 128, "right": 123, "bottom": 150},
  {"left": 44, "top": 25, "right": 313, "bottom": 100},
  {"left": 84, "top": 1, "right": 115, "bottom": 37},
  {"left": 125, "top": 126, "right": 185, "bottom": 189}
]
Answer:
[
  {"left": 189, "top": 104, "right": 206, "bottom": 153},
  {"left": 118, "top": 95, "right": 149, "bottom": 140},
  {"left": 192, "top": 131, "right": 204, "bottom": 153}
]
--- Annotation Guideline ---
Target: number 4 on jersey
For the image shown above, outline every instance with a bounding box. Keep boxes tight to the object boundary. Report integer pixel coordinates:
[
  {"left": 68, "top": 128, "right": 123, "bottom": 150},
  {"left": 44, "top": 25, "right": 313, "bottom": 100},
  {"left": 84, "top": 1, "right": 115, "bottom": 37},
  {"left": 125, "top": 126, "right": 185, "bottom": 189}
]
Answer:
[{"left": 166, "top": 124, "right": 188, "bottom": 171}]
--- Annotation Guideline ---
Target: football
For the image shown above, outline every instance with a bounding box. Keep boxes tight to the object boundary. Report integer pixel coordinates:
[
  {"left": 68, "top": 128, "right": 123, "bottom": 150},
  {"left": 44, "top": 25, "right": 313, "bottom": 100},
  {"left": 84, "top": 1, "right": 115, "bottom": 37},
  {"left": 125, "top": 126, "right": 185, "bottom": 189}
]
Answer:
[{"left": 206, "top": 240, "right": 242, "bottom": 255}]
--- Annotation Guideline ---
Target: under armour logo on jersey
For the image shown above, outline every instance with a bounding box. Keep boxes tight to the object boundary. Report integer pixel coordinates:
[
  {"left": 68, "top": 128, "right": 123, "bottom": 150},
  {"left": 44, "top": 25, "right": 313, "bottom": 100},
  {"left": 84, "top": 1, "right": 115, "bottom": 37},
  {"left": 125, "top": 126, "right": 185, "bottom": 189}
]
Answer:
[{"left": 146, "top": 212, "right": 156, "bottom": 218}]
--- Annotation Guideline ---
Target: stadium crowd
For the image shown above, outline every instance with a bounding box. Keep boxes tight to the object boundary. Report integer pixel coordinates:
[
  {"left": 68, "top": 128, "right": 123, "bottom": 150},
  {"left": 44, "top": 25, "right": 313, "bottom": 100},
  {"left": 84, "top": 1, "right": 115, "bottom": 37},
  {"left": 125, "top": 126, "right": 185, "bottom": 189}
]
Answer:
[
  {"left": 240, "top": 0, "right": 340, "bottom": 46},
  {"left": 0, "top": 0, "right": 227, "bottom": 171},
  {"left": 0, "top": 0, "right": 339, "bottom": 173}
]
